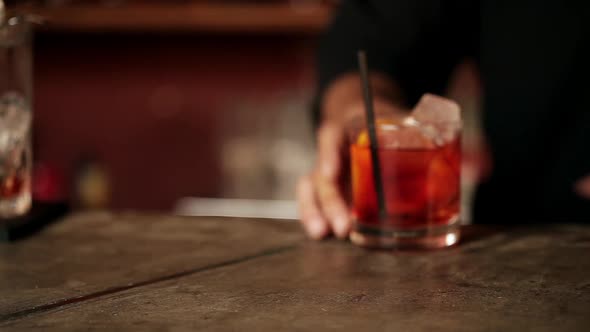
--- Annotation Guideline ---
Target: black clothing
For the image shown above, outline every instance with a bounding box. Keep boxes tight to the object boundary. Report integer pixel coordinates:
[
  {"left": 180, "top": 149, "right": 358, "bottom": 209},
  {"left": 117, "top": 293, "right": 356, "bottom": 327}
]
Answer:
[{"left": 317, "top": 0, "right": 590, "bottom": 223}]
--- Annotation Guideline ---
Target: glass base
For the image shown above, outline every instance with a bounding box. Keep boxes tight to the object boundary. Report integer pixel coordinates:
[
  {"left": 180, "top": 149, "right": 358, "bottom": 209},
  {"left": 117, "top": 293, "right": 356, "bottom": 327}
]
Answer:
[
  {"left": 0, "top": 192, "right": 31, "bottom": 218},
  {"left": 350, "top": 220, "right": 460, "bottom": 249}
]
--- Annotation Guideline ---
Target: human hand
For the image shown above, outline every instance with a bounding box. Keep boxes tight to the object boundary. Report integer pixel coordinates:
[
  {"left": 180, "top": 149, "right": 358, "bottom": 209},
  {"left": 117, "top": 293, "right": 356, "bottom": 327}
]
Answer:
[
  {"left": 297, "top": 121, "right": 350, "bottom": 240},
  {"left": 297, "top": 98, "right": 406, "bottom": 240}
]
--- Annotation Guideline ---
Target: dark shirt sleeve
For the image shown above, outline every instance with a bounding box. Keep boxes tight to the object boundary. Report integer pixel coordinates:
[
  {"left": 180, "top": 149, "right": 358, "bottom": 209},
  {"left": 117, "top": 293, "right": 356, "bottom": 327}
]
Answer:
[{"left": 316, "top": 0, "right": 477, "bottom": 111}]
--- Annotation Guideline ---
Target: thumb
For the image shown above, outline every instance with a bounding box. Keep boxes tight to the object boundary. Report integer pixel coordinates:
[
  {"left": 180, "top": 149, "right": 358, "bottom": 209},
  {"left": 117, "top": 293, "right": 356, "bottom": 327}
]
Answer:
[{"left": 317, "top": 123, "right": 345, "bottom": 180}]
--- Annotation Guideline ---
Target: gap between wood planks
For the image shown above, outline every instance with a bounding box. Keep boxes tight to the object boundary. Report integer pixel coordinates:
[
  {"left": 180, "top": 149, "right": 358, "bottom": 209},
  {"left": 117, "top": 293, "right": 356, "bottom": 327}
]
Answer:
[{"left": 0, "top": 245, "right": 297, "bottom": 324}]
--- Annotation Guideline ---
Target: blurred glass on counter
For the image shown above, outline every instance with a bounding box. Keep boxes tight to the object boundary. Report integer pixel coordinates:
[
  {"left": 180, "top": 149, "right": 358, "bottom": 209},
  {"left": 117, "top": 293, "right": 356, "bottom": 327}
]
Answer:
[{"left": 0, "top": 3, "right": 33, "bottom": 218}]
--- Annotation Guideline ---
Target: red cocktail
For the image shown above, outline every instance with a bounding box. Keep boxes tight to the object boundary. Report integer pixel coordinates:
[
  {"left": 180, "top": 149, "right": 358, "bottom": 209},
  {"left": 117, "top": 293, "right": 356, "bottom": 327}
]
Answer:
[{"left": 349, "top": 118, "right": 461, "bottom": 249}]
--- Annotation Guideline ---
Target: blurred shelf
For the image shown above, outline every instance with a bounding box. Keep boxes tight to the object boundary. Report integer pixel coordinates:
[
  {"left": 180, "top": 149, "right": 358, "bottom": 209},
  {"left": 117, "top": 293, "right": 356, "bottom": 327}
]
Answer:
[{"left": 16, "top": 3, "right": 333, "bottom": 34}]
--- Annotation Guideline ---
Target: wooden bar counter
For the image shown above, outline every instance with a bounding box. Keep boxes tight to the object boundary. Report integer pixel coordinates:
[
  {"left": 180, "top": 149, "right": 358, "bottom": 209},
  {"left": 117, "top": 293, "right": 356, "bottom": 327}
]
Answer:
[{"left": 1, "top": 213, "right": 589, "bottom": 330}]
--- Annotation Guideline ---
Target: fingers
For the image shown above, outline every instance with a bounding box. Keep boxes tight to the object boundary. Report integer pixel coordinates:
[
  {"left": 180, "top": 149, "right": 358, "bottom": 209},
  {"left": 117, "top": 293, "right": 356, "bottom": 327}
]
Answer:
[
  {"left": 297, "top": 122, "right": 351, "bottom": 240},
  {"left": 297, "top": 175, "right": 329, "bottom": 239},
  {"left": 297, "top": 174, "right": 351, "bottom": 240},
  {"left": 314, "top": 174, "right": 351, "bottom": 239}
]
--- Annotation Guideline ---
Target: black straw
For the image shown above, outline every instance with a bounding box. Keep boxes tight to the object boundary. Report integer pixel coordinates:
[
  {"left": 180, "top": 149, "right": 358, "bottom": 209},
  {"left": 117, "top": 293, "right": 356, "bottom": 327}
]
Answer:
[{"left": 357, "top": 51, "right": 387, "bottom": 221}]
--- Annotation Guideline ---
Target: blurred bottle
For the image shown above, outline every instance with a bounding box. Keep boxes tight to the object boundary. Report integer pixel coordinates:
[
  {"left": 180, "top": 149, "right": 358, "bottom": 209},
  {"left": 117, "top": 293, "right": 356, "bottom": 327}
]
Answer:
[{"left": 74, "top": 158, "right": 111, "bottom": 210}]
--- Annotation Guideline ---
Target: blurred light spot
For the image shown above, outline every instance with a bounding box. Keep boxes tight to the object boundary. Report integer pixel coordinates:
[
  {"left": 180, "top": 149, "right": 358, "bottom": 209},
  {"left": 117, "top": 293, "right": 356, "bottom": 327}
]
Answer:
[
  {"left": 8, "top": 17, "right": 19, "bottom": 26},
  {"left": 445, "top": 233, "right": 458, "bottom": 246},
  {"left": 175, "top": 198, "right": 297, "bottom": 220}
]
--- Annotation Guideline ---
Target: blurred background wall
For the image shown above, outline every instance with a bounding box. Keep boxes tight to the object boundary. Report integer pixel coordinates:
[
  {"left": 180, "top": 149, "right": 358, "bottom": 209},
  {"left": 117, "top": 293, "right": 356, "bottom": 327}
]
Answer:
[{"left": 10, "top": 0, "right": 482, "bottom": 218}]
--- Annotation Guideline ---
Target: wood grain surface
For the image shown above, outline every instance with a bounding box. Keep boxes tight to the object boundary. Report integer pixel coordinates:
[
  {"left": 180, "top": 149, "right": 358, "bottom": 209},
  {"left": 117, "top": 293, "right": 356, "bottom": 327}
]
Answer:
[
  {"left": 1, "top": 214, "right": 590, "bottom": 331},
  {"left": 0, "top": 212, "right": 302, "bottom": 321}
]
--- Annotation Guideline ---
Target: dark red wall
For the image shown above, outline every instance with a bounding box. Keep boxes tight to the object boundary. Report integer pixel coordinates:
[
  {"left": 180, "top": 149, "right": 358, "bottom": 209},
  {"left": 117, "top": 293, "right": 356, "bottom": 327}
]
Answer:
[{"left": 33, "top": 33, "right": 315, "bottom": 210}]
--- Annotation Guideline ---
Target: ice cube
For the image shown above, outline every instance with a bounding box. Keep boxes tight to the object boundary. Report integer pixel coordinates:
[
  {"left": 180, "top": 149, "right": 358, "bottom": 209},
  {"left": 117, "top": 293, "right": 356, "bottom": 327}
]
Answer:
[
  {"left": 411, "top": 94, "right": 461, "bottom": 144},
  {"left": 413, "top": 93, "right": 461, "bottom": 124},
  {"left": 378, "top": 123, "right": 436, "bottom": 150},
  {"left": 0, "top": 92, "right": 31, "bottom": 153}
]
